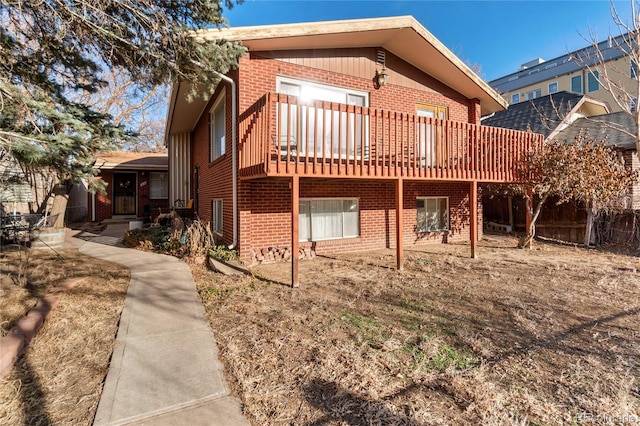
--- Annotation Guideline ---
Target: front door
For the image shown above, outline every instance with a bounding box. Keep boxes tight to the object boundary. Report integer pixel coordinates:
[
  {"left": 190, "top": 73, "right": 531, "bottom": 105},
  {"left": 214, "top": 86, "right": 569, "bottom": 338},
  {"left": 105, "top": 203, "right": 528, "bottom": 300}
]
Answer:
[
  {"left": 416, "top": 103, "right": 448, "bottom": 168},
  {"left": 113, "top": 172, "right": 136, "bottom": 215}
]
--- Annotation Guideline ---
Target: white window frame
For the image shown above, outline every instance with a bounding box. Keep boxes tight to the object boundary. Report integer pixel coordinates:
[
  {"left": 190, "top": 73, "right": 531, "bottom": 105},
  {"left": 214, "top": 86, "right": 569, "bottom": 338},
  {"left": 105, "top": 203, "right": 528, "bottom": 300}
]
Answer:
[
  {"left": 511, "top": 93, "right": 520, "bottom": 104},
  {"left": 149, "top": 172, "right": 168, "bottom": 200},
  {"left": 209, "top": 88, "right": 226, "bottom": 162},
  {"left": 299, "top": 198, "right": 359, "bottom": 242},
  {"left": 588, "top": 71, "right": 600, "bottom": 92},
  {"left": 212, "top": 199, "right": 223, "bottom": 235},
  {"left": 276, "top": 76, "right": 369, "bottom": 106},
  {"left": 276, "top": 77, "right": 369, "bottom": 160},
  {"left": 416, "top": 197, "right": 449, "bottom": 233},
  {"left": 526, "top": 89, "right": 542, "bottom": 100},
  {"left": 548, "top": 81, "right": 558, "bottom": 94}
]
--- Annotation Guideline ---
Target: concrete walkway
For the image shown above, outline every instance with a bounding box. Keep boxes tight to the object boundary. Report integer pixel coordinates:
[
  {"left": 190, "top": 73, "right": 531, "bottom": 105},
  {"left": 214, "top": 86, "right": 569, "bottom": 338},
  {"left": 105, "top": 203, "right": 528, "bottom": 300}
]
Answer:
[{"left": 69, "top": 224, "right": 249, "bottom": 426}]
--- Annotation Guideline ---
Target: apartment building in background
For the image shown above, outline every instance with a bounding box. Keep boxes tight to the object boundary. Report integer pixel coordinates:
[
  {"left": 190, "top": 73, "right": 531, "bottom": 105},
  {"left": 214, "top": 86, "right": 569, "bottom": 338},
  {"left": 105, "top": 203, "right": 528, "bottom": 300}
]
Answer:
[{"left": 490, "top": 34, "right": 638, "bottom": 112}]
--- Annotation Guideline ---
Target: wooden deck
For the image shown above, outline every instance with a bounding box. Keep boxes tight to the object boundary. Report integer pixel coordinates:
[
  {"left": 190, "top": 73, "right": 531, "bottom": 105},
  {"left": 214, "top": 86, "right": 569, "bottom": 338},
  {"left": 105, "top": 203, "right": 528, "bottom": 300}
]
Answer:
[{"left": 239, "top": 93, "right": 543, "bottom": 182}]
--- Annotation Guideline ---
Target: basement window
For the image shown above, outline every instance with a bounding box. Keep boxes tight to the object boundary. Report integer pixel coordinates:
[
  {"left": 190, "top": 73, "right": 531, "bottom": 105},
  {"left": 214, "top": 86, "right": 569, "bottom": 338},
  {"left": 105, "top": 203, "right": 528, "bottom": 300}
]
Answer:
[
  {"left": 299, "top": 198, "right": 359, "bottom": 241},
  {"left": 416, "top": 197, "right": 449, "bottom": 232}
]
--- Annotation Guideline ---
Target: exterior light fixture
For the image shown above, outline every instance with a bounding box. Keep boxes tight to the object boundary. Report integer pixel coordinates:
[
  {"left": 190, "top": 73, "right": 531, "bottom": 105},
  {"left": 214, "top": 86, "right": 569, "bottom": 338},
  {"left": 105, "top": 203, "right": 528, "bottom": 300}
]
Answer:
[{"left": 376, "top": 68, "right": 389, "bottom": 88}]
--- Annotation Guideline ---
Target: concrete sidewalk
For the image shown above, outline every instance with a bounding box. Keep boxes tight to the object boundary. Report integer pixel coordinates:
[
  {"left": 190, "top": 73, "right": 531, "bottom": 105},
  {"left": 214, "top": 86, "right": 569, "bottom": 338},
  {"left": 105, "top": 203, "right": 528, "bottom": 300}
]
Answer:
[{"left": 70, "top": 224, "right": 249, "bottom": 426}]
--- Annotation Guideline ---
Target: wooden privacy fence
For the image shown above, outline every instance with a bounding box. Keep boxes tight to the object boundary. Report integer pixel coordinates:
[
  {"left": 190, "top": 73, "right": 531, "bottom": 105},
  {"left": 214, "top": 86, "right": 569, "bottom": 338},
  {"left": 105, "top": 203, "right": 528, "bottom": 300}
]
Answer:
[{"left": 239, "top": 93, "right": 543, "bottom": 182}]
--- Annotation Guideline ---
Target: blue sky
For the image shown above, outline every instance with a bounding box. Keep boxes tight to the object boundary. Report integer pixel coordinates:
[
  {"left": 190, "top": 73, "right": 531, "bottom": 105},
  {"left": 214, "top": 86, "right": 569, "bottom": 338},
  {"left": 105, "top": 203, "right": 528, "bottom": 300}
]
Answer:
[{"left": 222, "top": 0, "right": 634, "bottom": 82}]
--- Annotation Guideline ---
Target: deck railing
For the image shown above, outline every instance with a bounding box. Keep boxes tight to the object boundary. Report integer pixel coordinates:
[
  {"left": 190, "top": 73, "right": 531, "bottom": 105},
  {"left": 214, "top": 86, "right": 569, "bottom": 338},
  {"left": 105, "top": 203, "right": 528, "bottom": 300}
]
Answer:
[{"left": 238, "top": 93, "right": 543, "bottom": 182}]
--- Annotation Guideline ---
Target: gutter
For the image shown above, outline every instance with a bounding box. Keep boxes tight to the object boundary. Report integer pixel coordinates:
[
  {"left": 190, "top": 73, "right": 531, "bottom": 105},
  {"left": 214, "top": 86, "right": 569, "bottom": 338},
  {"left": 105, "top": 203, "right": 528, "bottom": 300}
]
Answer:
[{"left": 214, "top": 72, "right": 238, "bottom": 250}]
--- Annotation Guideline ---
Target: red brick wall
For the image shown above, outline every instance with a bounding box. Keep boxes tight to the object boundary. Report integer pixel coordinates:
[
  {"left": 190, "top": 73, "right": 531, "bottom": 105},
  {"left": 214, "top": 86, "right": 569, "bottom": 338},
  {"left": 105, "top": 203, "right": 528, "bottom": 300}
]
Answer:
[
  {"left": 92, "top": 171, "right": 113, "bottom": 222},
  {"left": 90, "top": 170, "right": 169, "bottom": 222},
  {"left": 237, "top": 48, "right": 474, "bottom": 122},
  {"left": 238, "top": 178, "right": 482, "bottom": 261},
  {"left": 191, "top": 83, "right": 235, "bottom": 244},
  {"left": 468, "top": 99, "right": 482, "bottom": 125},
  {"left": 139, "top": 171, "right": 170, "bottom": 215},
  {"left": 192, "top": 47, "right": 484, "bottom": 255}
]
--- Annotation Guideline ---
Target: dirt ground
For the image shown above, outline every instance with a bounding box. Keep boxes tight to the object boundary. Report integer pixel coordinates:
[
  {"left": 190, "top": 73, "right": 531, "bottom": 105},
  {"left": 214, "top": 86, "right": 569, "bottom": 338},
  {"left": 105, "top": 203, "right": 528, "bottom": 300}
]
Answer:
[
  {"left": 0, "top": 246, "right": 129, "bottom": 425},
  {"left": 194, "top": 235, "right": 640, "bottom": 425}
]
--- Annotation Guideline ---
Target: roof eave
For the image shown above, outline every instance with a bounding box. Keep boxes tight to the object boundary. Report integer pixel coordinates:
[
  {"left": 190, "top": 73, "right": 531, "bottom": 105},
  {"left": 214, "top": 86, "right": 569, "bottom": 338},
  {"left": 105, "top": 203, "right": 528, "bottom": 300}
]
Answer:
[
  {"left": 546, "top": 96, "right": 611, "bottom": 141},
  {"left": 96, "top": 163, "right": 168, "bottom": 171},
  {"left": 169, "top": 16, "right": 507, "bottom": 135}
]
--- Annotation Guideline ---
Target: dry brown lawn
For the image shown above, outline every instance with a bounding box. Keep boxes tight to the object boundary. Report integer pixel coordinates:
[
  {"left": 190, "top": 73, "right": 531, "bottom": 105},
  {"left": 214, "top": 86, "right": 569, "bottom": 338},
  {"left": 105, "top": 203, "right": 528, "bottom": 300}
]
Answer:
[
  {"left": 0, "top": 246, "right": 129, "bottom": 425},
  {"left": 193, "top": 236, "right": 640, "bottom": 425}
]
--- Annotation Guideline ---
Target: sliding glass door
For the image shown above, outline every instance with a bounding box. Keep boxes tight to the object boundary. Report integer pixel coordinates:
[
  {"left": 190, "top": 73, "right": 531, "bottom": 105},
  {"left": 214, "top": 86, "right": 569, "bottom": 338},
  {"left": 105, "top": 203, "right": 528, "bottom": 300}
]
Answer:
[{"left": 277, "top": 78, "right": 369, "bottom": 160}]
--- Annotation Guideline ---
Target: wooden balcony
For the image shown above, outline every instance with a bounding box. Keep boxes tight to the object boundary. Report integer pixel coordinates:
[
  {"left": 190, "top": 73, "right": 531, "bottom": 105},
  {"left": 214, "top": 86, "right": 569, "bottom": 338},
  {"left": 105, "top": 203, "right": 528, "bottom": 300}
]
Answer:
[{"left": 239, "top": 93, "right": 543, "bottom": 182}]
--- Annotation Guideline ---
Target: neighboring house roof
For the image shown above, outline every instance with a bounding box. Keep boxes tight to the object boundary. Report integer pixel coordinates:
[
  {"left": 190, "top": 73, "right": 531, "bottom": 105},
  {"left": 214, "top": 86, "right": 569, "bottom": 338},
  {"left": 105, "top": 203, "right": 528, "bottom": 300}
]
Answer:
[
  {"left": 167, "top": 16, "right": 508, "bottom": 136},
  {"left": 481, "top": 91, "right": 609, "bottom": 140},
  {"left": 94, "top": 151, "right": 168, "bottom": 170},
  {"left": 554, "top": 111, "right": 637, "bottom": 150}
]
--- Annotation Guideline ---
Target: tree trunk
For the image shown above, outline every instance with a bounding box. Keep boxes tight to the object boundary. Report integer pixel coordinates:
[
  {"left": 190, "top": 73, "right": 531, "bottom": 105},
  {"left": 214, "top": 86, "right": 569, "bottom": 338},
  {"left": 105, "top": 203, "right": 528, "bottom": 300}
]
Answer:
[
  {"left": 50, "top": 183, "right": 71, "bottom": 228},
  {"left": 507, "top": 196, "right": 514, "bottom": 232},
  {"left": 518, "top": 193, "right": 547, "bottom": 249},
  {"left": 584, "top": 207, "right": 595, "bottom": 247}
]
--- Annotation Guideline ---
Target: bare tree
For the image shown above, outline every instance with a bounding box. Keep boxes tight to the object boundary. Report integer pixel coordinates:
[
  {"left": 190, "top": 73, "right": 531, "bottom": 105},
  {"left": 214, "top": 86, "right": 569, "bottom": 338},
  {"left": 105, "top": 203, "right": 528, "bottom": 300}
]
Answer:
[
  {"left": 500, "top": 135, "right": 636, "bottom": 249},
  {"left": 570, "top": 0, "right": 640, "bottom": 156},
  {"left": 74, "top": 68, "right": 169, "bottom": 152}
]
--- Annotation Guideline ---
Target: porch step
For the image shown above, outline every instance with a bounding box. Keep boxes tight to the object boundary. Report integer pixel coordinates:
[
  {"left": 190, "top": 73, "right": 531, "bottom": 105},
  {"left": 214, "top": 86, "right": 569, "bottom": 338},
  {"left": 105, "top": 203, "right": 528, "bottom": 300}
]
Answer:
[{"left": 101, "top": 216, "right": 138, "bottom": 225}]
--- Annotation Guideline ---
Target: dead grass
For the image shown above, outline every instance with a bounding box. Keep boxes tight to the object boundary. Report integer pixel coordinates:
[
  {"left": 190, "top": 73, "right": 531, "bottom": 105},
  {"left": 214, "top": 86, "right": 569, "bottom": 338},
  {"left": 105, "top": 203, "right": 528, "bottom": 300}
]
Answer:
[
  {"left": 0, "top": 247, "right": 129, "bottom": 425},
  {"left": 193, "top": 236, "right": 640, "bottom": 425}
]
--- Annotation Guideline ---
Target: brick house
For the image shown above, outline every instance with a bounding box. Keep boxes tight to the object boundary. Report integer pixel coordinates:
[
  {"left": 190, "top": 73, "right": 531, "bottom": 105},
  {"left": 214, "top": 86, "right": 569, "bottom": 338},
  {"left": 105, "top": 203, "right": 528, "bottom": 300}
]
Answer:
[
  {"left": 90, "top": 151, "right": 169, "bottom": 222},
  {"left": 165, "top": 16, "right": 542, "bottom": 285}
]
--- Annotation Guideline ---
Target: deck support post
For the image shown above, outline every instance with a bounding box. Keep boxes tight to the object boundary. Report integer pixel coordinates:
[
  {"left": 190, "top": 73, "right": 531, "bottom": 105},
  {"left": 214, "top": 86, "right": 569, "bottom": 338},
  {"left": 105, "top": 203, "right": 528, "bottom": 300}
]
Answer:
[
  {"left": 470, "top": 180, "right": 478, "bottom": 259},
  {"left": 291, "top": 175, "right": 300, "bottom": 288},
  {"left": 507, "top": 195, "right": 514, "bottom": 231},
  {"left": 395, "top": 178, "right": 404, "bottom": 271},
  {"left": 525, "top": 188, "right": 533, "bottom": 237}
]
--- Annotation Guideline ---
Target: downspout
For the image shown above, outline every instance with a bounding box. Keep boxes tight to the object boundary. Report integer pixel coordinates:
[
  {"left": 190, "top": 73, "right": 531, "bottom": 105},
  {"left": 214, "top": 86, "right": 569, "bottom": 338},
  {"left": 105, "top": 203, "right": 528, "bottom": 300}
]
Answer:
[
  {"left": 215, "top": 72, "right": 238, "bottom": 250},
  {"left": 91, "top": 191, "right": 96, "bottom": 222}
]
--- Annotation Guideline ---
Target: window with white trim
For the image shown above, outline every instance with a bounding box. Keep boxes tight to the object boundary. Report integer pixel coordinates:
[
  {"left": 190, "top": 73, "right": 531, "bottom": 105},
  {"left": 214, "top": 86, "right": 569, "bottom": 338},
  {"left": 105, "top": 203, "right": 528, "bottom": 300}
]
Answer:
[
  {"left": 299, "top": 198, "right": 359, "bottom": 241},
  {"left": 149, "top": 172, "right": 168, "bottom": 199},
  {"left": 416, "top": 197, "right": 449, "bottom": 232},
  {"left": 511, "top": 93, "right": 520, "bottom": 104},
  {"left": 212, "top": 199, "right": 223, "bottom": 235},
  {"left": 210, "top": 90, "right": 226, "bottom": 162},
  {"left": 276, "top": 77, "right": 369, "bottom": 160},
  {"left": 548, "top": 82, "right": 558, "bottom": 94},
  {"left": 588, "top": 71, "right": 600, "bottom": 92},
  {"left": 526, "top": 89, "right": 542, "bottom": 100},
  {"left": 631, "top": 60, "right": 639, "bottom": 79}
]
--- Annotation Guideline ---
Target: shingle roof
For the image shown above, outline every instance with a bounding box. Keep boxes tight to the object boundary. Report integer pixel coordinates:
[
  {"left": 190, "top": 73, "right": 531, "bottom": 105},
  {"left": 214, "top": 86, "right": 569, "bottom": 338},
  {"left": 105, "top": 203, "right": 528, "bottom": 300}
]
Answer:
[
  {"left": 554, "top": 111, "right": 636, "bottom": 150},
  {"left": 481, "top": 91, "right": 585, "bottom": 138},
  {"left": 94, "top": 151, "right": 168, "bottom": 170}
]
